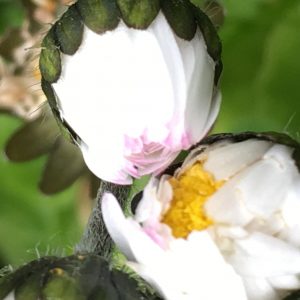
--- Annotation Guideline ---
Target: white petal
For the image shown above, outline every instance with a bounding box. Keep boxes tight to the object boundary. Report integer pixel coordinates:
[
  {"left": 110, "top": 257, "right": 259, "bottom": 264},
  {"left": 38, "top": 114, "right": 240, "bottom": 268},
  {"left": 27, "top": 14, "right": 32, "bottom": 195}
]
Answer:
[
  {"left": 129, "top": 231, "right": 247, "bottom": 300},
  {"left": 179, "top": 30, "right": 216, "bottom": 144},
  {"left": 246, "top": 213, "right": 285, "bottom": 236},
  {"left": 212, "top": 154, "right": 293, "bottom": 221},
  {"left": 134, "top": 177, "right": 162, "bottom": 223},
  {"left": 157, "top": 175, "right": 173, "bottom": 214},
  {"left": 263, "top": 144, "right": 294, "bottom": 166},
  {"left": 281, "top": 179, "right": 300, "bottom": 227},
  {"left": 205, "top": 174, "right": 255, "bottom": 226},
  {"left": 102, "top": 193, "right": 166, "bottom": 263},
  {"left": 229, "top": 232, "right": 300, "bottom": 277},
  {"left": 204, "top": 139, "right": 272, "bottom": 180},
  {"left": 3, "top": 292, "right": 15, "bottom": 300},
  {"left": 149, "top": 12, "right": 187, "bottom": 147},
  {"left": 278, "top": 225, "right": 300, "bottom": 248},
  {"left": 201, "top": 90, "right": 222, "bottom": 135},
  {"left": 215, "top": 226, "right": 248, "bottom": 240},
  {"left": 101, "top": 193, "right": 137, "bottom": 259},
  {"left": 54, "top": 18, "right": 176, "bottom": 142},
  {"left": 81, "top": 143, "right": 132, "bottom": 185},
  {"left": 178, "top": 140, "right": 229, "bottom": 177},
  {"left": 243, "top": 277, "right": 280, "bottom": 300},
  {"left": 237, "top": 155, "right": 294, "bottom": 218},
  {"left": 128, "top": 262, "right": 188, "bottom": 300},
  {"left": 172, "top": 231, "right": 247, "bottom": 300},
  {"left": 269, "top": 275, "right": 300, "bottom": 290},
  {"left": 207, "top": 143, "right": 297, "bottom": 223}
]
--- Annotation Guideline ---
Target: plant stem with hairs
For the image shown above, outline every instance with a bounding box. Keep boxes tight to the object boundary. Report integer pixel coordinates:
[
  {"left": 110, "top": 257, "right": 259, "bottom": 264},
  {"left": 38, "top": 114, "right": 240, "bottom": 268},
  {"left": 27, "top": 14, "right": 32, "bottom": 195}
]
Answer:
[{"left": 75, "top": 181, "right": 130, "bottom": 259}]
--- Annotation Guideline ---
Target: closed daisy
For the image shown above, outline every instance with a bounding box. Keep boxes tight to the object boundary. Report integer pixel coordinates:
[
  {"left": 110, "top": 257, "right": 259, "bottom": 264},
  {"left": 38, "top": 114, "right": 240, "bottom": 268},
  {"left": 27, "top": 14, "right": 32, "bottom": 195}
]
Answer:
[{"left": 40, "top": 0, "right": 222, "bottom": 184}]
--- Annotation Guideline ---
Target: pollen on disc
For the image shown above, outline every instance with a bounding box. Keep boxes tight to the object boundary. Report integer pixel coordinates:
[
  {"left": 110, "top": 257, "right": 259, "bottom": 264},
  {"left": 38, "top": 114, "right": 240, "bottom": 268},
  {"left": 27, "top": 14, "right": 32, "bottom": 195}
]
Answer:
[{"left": 162, "top": 162, "right": 224, "bottom": 238}]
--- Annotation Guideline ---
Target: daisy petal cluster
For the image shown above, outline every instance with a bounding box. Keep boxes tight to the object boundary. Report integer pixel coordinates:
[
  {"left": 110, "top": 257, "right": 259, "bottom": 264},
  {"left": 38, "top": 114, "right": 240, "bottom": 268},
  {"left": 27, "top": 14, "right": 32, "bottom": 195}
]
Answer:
[
  {"left": 102, "top": 132, "right": 300, "bottom": 300},
  {"left": 39, "top": 0, "right": 222, "bottom": 185}
]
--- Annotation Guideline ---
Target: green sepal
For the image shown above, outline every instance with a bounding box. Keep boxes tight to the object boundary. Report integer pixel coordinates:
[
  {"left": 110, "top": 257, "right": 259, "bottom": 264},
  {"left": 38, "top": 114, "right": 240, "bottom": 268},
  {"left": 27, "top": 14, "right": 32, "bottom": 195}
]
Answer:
[
  {"left": 55, "top": 5, "right": 84, "bottom": 55},
  {"left": 161, "top": 0, "right": 197, "bottom": 41},
  {"left": 0, "top": 255, "right": 161, "bottom": 299},
  {"left": 117, "top": 0, "right": 160, "bottom": 29},
  {"left": 41, "top": 78, "right": 60, "bottom": 118},
  {"left": 42, "top": 269, "right": 85, "bottom": 300},
  {"left": 192, "top": 4, "right": 221, "bottom": 62},
  {"left": 76, "top": 0, "right": 119, "bottom": 33},
  {"left": 39, "top": 27, "right": 61, "bottom": 83},
  {"left": 14, "top": 274, "right": 40, "bottom": 300},
  {"left": 41, "top": 79, "right": 80, "bottom": 144},
  {"left": 0, "top": 257, "right": 54, "bottom": 299}
]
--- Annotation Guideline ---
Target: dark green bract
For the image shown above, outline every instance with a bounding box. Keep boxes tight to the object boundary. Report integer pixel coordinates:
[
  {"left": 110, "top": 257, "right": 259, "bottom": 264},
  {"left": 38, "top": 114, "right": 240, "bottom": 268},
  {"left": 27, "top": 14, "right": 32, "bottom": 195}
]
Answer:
[
  {"left": 117, "top": 0, "right": 160, "bottom": 29},
  {"left": 161, "top": 0, "right": 196, "bottom": 40},
  {"left": 55, "top": 5, "right": 84, "bottom": 55},
  {"left": 39, "top": 28, "right": 61, "bottom": 83},
  {"left": 39, "top": 0, "right": 222, "bottom": 137},
  {"left": 0, "top": 255, "right": 160, "bottom": 300},
  {"left": 76, "top": 0, "right": 120, "bottom": 33}
]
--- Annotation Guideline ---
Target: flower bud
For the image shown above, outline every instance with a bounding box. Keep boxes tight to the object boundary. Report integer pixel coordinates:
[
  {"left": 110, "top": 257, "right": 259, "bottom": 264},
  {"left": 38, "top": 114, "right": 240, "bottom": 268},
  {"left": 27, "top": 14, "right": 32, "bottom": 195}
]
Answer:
[
  {"left": 102, "top": 132, "right": 300, "bottom": 299},
  {"left": 0, "top": 255, "right": 154, "bottom": 299},
  {"left": 40, "top": 1, "right": 222, "bottom": 184}
]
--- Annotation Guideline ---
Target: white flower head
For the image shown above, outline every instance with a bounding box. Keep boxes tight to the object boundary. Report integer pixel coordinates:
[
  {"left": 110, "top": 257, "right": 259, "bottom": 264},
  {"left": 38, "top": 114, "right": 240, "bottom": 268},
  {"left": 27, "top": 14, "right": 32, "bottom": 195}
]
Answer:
[
  {"left": 102, "top": 132, "right": 300, "bottom": 300},
  {"left": 40, "top": 1, "right": 222, "bottom": 184}
]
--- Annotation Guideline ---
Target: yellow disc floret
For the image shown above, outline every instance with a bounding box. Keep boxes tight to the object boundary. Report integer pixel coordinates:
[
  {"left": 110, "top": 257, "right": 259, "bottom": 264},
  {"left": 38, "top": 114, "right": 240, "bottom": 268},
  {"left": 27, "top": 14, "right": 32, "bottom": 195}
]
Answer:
[{"left": 162, "top": 162, "right": 224, "bottom": 239}]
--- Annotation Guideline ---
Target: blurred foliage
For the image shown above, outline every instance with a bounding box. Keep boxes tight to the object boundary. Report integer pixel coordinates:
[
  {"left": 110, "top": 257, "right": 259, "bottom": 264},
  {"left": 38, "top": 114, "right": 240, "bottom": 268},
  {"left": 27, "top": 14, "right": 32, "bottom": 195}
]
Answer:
[
  {"left": 0, "top": 0, "right": 299, "bottom": 268},
  {"left": 0, "top": 1, "right": 25, "bottom": 34},
  {"left": 0, "top": 116, "right": 82, "bottom": 267},
  {"left": 215, "top": 0, "right": 300, "bottom": 138}
]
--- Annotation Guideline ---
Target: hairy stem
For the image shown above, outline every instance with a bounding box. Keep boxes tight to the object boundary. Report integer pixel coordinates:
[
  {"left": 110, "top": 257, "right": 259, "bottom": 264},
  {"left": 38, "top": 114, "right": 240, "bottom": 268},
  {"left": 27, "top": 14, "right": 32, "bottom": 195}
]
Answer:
[{"left": 75, "top": 181, "right": 130, "bottom": 258}]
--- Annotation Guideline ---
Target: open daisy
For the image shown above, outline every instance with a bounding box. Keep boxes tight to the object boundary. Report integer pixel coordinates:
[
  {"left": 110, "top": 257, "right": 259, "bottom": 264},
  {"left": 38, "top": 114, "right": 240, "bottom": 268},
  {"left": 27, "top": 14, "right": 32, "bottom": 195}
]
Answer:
[{"left": 102, "top": 132, "right": 300, "bottom": 300}]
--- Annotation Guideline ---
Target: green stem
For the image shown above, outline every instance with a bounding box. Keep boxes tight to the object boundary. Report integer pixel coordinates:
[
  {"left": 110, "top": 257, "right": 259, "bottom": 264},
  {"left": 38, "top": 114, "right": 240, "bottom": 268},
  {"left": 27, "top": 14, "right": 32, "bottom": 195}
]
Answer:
[{"left": 75, "top": 181, "right": 130, "bottom": 259}]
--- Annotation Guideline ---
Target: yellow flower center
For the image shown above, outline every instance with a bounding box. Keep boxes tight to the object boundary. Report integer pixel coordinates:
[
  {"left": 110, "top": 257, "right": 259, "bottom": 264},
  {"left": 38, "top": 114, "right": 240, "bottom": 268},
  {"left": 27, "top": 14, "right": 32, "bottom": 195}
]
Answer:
[{"left": 162, "top": 162, "right": 224, "bottom": 239}]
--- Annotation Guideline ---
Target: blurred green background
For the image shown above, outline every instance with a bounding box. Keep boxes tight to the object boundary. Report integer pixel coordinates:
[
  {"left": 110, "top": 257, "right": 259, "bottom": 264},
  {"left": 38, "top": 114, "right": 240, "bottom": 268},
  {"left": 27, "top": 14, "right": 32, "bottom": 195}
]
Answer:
[{"left": 0, "top": 0, "right": 299, "bottom": 268}]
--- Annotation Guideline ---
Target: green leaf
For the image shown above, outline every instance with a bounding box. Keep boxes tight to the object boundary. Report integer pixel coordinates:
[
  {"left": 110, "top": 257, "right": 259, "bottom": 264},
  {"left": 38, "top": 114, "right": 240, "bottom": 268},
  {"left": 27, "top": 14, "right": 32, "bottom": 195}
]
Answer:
[
  {"left": 5, "top": 114, "right": 59, "bottom": 162},
  {"left": 0, "top": 116, "right": 81, "bottom": 266},
  {"left": 76, "top": 0, "right": 120, "bottom": 33},
  {"left": 117, "top": 0, "right": 160, "bottom": 29},
  {"left": 39, "top": 137, "right": 86, "bottom": 195},
  {"left": 0, "top": 1, "right": 24, "bottom": 34},
  {"left": 214, "top": 0, "right": 300, "bottom": 137},
  {"left": 254, "top": 3, "right": 300, "bottom": 137}
]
